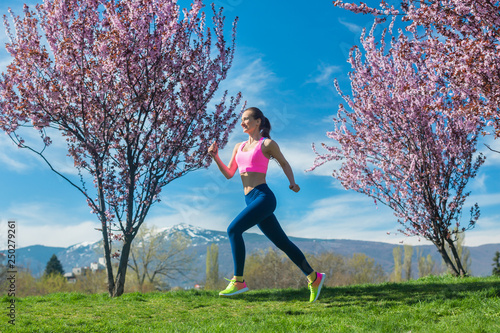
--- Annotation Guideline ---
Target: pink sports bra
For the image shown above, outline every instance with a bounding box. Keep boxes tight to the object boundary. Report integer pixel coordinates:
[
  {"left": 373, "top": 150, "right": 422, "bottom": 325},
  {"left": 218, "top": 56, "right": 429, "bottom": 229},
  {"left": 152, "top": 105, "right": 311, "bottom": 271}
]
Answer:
[{"left": 235, "top": 137, "right": 270, "bottom": 174}]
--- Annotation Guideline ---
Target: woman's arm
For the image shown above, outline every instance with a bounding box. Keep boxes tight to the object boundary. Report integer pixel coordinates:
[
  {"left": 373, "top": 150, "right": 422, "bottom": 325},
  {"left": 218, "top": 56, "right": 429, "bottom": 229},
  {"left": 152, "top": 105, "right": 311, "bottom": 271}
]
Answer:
[
  {"left": 208, "top": 141, "right": 240, "bottom": 179},
  {"left": 262, "top": 139, "right": 300, "bottom": 193}
]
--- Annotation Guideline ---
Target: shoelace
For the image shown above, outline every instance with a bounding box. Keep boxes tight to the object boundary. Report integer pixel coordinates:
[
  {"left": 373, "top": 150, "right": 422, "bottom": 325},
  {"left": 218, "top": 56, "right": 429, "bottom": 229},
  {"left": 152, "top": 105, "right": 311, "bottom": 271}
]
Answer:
[
  {"left": 308, "top": 277, "right": 318, "bottom": 290},
  {"left": 224, "top": 277, "right": 238, "bottom": 288},
  {"left": 224, "top": 277, "right": 244, "bottom": 284},
  {"left": 224, "top": 277, "right": 235, "bottom": 282}
]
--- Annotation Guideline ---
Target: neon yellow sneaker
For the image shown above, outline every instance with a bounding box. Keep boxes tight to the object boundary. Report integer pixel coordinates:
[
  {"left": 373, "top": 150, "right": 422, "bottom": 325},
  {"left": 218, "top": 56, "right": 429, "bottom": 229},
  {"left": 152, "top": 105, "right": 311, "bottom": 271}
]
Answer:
[
  {"left": 308, "top": 272, "right": 325, "bottom": 303},
  {"left": 219, "top": 278, "right": 249, "bottom": 296}
]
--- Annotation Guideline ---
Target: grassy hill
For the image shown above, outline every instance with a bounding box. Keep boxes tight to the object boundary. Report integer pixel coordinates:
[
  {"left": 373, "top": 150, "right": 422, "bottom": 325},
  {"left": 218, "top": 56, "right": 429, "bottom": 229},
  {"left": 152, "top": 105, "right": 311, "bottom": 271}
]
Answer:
[{"left": 1, "top": 275, "right": 499, "bottom": 332}]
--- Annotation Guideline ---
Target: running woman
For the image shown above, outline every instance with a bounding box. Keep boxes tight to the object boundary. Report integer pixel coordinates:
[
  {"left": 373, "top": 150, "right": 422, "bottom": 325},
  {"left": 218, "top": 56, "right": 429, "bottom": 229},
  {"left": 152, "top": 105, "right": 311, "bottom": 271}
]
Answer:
[{"left": 208, "top": 107, "right": 325, "bottom": 303}]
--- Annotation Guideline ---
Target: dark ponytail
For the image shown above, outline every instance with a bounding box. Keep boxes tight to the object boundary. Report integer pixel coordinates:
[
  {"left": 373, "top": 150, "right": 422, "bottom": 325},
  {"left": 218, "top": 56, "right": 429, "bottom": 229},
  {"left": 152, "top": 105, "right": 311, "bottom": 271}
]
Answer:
[
  {"left": 261, "top": 117, "right": 271, "bottom": 138},
  {"left": 246, "top": 107, "right": 271, "bottom": 138}
]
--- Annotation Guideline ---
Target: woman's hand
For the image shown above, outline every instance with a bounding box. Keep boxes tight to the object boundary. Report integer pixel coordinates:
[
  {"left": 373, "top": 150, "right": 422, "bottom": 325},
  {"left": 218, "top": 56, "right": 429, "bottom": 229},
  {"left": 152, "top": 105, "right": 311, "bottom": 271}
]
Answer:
[
  {"left": 289, "top": 183, "right": 300, "bottom": 193},
  {"left": 208, "top": 141, "right": 218, "bottom": 157}
]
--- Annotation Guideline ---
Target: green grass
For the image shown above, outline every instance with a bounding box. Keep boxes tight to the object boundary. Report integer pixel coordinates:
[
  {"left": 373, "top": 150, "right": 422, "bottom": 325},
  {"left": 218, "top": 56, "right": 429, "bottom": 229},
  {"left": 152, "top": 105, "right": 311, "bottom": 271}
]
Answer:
[{"left": 1, "top": 275, "right": 499, "bottom": 332}]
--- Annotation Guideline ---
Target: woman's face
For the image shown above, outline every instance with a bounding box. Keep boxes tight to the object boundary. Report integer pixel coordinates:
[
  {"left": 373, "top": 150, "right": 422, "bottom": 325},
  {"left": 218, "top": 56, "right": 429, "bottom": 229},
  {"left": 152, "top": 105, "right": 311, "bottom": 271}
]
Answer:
[{"left": 241, "top": 110, "right": 261, "bottom": 134}]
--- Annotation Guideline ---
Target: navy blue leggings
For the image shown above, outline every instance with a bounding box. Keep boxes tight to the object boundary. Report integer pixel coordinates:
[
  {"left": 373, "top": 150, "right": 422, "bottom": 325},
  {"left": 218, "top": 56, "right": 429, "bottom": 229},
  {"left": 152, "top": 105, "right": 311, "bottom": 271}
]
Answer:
[{"left": 227, "top": 183, "right": 314, "bottom": 277}]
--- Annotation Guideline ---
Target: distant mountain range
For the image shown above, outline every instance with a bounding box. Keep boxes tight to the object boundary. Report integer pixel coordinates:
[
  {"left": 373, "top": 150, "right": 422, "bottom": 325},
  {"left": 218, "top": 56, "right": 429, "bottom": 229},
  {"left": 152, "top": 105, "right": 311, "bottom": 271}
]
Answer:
[{"left": 2, "top": 223, "right": 499, "bottom": 288}]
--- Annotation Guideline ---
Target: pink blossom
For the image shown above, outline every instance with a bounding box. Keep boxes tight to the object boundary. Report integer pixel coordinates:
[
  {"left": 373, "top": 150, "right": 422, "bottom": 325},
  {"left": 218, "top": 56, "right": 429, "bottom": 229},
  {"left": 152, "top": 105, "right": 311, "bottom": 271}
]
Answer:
[{"left": 336, "top": 0, "right": 500, "bottom": 138}]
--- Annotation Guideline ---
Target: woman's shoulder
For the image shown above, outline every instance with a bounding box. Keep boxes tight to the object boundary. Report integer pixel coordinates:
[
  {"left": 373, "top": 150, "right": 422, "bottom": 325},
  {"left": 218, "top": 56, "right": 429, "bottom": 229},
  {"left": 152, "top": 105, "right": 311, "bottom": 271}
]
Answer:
[
  {"left": 261, "top": 138, "right": 279, "bottom": 154},
  {"left": 262, "top": 138, "right": 276, "bottom": 147},
  {"left": 233, "top": 142, "right": 244, "bottom": 151}
]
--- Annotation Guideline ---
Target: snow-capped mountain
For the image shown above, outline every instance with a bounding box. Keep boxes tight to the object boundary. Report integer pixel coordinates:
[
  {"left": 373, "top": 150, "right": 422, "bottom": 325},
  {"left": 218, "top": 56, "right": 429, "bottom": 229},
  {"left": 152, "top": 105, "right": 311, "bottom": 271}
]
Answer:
[{"left": 158, "top": 223, "right": 228, "bottom": 245}]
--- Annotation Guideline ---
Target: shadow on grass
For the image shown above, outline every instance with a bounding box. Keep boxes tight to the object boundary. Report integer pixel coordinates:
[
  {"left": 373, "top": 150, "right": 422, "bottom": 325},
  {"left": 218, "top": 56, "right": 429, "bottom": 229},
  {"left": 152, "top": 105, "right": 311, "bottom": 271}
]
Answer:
[{"left": 238, "top": 278, "right": 500, "bottom": 306}]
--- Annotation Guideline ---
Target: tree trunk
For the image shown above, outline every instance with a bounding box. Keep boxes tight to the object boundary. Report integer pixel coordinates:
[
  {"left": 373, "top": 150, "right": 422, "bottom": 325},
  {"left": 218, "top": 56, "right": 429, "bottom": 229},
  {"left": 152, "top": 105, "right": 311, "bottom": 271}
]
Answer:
[
  {"left": 435, "top": 242, "right": 460, "bottom": 276},
  {"left": 446, "top": 238, "right": 467, "bottom": 277},
  {"left": 100, "top": 214, "right": 115, "bottom": 297},
  {"left": 113, "top": 236, "right": 133, "bottom": 297}
]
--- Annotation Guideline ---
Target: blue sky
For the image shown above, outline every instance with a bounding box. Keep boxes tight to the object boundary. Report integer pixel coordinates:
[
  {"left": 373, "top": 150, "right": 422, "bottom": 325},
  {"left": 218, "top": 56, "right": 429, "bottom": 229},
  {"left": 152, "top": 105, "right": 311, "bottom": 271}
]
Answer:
[{"left": 0, "top": 0, "right": 499, "bottom": 249}]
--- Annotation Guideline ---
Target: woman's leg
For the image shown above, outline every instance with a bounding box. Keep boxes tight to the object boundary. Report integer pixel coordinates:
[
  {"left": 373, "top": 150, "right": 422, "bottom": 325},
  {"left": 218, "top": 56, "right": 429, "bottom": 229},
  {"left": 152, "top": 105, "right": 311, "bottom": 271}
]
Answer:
[
  {"left": 257, "top": 214, "right": 314, "bottom": 276},
  {"left": 227, "top": 187, "right": 275, "bottom": 277},
  {"left": 258, "top": 214, "right": 326, "bottom": 303}
]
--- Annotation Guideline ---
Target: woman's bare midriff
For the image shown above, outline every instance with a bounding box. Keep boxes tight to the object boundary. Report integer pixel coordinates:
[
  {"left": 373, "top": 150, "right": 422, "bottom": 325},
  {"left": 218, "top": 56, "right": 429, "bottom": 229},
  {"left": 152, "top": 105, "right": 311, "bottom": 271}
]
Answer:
[{"left": 241, "top": 172, "right": 267, "bottom": 195}]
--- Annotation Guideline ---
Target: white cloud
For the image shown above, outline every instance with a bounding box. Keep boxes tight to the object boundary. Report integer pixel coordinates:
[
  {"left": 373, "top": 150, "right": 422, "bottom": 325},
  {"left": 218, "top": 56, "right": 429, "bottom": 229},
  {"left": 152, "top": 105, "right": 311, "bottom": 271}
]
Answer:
[
  {"left": 306, "top": 62, "right": 342, "bottom": 86},
  {"left": 469, "top": 172, "right": 488, "bottom": 193},
  {"left": 278, "top": 192, "right": 500, "bottom": 246},
  {"left": 464, "top": 214, "right": 500, "bottom": 246},
  {"left": 478, "top": 135, "right": 500, "bottom": 167},
  {"left": 147, "top": 191, "right": 238, "bottom": 234},
  {"left": 272, "top": 135, "right": 343, "bottom": 178},
  {"left": 338, "top": 17, "right": 363, "bottom": 34},
  {"left": 0, "top": 126, "right": 80, "bottom": 176},
  {"left": 467, "top": 193, "right": 500, "bottom": 207},
  {"left": 37, "top": 129, "right": 82, "bottom": 176},
  {"left": 0, "top": 218, "right": 101, "bottom": 249},
  {"left": 217, "top": 47, "right": 279, "bottom": 108},
  {"left": 282, "top": 193, "right": 398, "bottom": 240},
  {"left": 3, "top": 201, "right": 91, "bottom": 227},
  {"left": 0, "top": 134, "right": 34, "bottom": 171}
]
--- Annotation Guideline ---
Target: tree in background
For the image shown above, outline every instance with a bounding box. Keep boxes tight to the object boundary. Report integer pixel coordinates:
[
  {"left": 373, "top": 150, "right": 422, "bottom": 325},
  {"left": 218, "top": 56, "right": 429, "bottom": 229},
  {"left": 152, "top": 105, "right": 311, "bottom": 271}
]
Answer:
[
  {"left": 310, "top": 15, "right": 485, "bottom": 276},
  {"left": 9, "top": 266, "right": 108, "bottom": 296},
  {"left": 73, "top": 269, "right": 108, "bottom": 294},
  {"left": 205, "top": 243, "right": 220, "bottom": 290},
  {"left": 403, "top": 245, "right": 413, "bottom": 281},
  {"left": 347, "top": 253, "right": 386, "bottom": 285},
  {"left": 418, "top": 254, "right": 436, "bottom": 278},
  {"left": 244, "top": 248, "right": 386, "bottom": 289},
  {"left": 444, "top": 229, "right": 471, "bottom": 275},
  {"left": 244, "top": 248, "right": 303, "bottom": 289},
  {"left": 128, "top": 225, "right": 193, "bottom": 292},
  {"left": 416, "top": 247, "right": 437, "bottom": 278},
  {"left": 394, "top": 246, "right": 438, "bottom": 280},
  {"left": 44, "top": 254, "right": 64, "bottom": 276},
  {"left": 0, "top": 0, "right": 241, "bottom": 297},
  {"left": 390, "top": 247, "right": 403, "bottom": 282},
  {"left": 308, "top": 251, "right": 349, "bottom": 286},
  {"left": 492, "top": 251, "right": 500, "bottom": 276}
]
